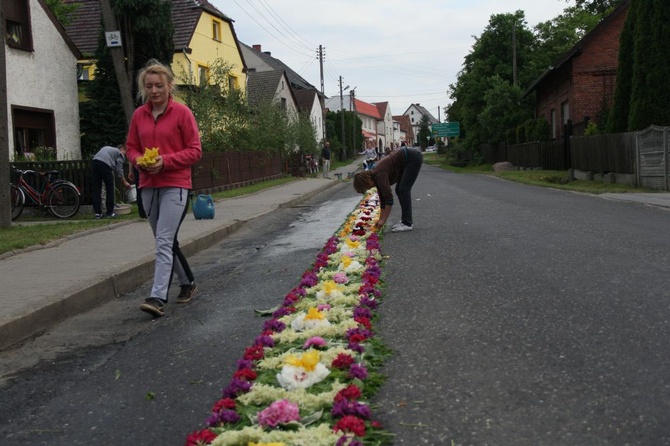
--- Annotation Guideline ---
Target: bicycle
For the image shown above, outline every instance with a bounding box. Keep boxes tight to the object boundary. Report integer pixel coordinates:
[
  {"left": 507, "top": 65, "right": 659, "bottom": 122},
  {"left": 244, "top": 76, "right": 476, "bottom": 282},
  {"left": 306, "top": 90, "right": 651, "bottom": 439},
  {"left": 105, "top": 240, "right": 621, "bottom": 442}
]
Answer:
[{"left": 10, "top": 168, "right": 81, "bottom": 220}]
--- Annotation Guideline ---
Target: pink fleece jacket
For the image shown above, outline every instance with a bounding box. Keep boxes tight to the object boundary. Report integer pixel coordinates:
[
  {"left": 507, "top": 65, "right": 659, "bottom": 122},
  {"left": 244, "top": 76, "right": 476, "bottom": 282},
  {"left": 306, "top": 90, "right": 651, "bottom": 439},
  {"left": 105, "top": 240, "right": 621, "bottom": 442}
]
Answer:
[{"left": 125, "top": 97, "right": 202, "bottom": 189}]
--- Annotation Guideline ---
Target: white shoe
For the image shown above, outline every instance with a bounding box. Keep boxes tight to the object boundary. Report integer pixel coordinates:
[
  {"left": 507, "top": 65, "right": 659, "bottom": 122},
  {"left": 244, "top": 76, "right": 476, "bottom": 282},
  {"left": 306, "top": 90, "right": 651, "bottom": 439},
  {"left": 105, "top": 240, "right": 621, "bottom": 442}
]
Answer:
[
  {"left": 391, "top": 223, "right": 413, "bottom": 232},
  {"left": 390, "top": 220, "right": 403, "bottom": 230}
]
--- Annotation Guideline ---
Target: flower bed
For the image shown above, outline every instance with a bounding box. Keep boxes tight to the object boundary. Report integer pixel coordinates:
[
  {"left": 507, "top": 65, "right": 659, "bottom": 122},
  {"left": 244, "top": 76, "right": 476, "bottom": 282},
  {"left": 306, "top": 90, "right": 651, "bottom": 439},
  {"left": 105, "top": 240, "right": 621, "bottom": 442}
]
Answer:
[{"left": 186, "top": 190, "right": 392, "bottom": 446}]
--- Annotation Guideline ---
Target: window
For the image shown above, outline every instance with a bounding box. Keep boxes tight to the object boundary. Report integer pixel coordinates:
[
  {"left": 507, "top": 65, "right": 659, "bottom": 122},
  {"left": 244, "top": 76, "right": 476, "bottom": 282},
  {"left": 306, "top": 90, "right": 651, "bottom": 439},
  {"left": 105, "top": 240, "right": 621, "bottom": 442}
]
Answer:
[
  {"left": 212, "top": 20, "right": 221, "bottom": 41},
  {"left": 561, "top": 101, "right": 570, "bottom": 124},
  {"left": 281, "top": 97, "right": 287, "bottom": 110},
  {"left": 198, "top": 65, "right": 209, "bottom": 86},
  {"left": 550, "top": 109, "right": 556, "bottom": 139},
  {"left": 5, "top": 0, "right": 33, "bottom": 51},
  {"left": 228, "top": 75, "right": 236, "bottom": 91},
  {"left": 12, "top": 107, "right": 56, "bottom": 157}
]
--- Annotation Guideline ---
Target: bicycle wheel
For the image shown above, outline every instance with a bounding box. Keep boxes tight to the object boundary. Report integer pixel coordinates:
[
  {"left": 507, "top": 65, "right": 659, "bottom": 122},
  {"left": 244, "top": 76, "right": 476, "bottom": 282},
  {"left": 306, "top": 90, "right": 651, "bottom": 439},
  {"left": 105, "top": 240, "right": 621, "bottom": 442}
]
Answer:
[
  {"left": 10, "top": 184, "right": 25, "bottom": 220},
  {"left": 47, "top": 183, "right": 80, "bottom": 218}
]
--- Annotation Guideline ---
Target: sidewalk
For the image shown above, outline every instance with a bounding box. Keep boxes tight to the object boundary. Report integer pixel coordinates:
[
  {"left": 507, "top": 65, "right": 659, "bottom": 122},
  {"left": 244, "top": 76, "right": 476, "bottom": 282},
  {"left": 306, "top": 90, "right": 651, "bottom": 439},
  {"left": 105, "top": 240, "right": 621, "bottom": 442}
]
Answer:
[{"left": 0, "top": 161, "right": 361, "bottom": 351}]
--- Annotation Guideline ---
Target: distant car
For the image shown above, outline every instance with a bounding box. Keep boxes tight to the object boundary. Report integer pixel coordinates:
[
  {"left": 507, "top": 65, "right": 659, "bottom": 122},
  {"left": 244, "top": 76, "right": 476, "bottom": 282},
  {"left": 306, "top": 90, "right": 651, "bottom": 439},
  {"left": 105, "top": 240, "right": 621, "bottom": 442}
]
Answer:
[{"left": 425, "top": 146, "right": 436, "bottom": 152}]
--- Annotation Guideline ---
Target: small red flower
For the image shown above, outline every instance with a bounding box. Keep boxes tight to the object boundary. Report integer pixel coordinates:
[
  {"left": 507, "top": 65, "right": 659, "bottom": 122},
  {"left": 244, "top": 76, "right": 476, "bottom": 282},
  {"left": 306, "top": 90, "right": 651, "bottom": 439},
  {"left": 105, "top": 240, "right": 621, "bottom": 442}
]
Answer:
[
  {"left": 332, "top": 353, "right": 355, "bottom": 369},
  {"left": 371, "top": 420, "right": 384, "bottom": 429},
  {"left": 333, "top": 415, "right": 366, "bottom": 437},
  {"left": 185, "top": 429, "right": 217, "bottom": 446},
  {"left": 211, "top": 398, "right": 236, "bottom": 413},
  {"left": 334, "top": 384, "right": 362, "bottom": 402},
  {"left": 354, "top": 316, "right": 371, "bottom": 329},
  {"left": 233, "top": 368, "right": 257, "bottom": 381},
  {"left": 243, "top": 345, "right": 264, "bottom": 361},
  {"left": 349, "top": 333, "right": 367, "bottom": 344}
]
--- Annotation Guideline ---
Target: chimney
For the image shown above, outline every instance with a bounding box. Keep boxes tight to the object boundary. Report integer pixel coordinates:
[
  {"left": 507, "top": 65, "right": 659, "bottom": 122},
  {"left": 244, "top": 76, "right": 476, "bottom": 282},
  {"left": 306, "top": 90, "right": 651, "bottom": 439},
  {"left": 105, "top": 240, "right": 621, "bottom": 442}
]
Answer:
[
  {"left": 264, "top": 51, "right": 271, "bottom": 56},
  {"left": 253, "top": 44, "right": 261, "bottom": 51}
]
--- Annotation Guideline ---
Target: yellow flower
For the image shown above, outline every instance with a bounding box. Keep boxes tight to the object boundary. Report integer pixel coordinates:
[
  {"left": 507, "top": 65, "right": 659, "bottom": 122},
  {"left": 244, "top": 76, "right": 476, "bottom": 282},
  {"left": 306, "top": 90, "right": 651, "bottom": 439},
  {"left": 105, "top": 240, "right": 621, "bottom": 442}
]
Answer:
[
  {"left": 340, "top": 255, "right": 352, "bottom": 268},
  {"left": 136, "top": 147, "right": 159, "bottom": 167},
  {"left": 346, "top": 238, "right": 361, "bottom": 249},
  {"left": 285, "top": 350, "right": 320, "bottom": 372},
  {"left": 322, "top": 280, "right": 339, "bottom": 295},
  {"left": 305, "top": 307, "right": 325, "bottom": 320}
]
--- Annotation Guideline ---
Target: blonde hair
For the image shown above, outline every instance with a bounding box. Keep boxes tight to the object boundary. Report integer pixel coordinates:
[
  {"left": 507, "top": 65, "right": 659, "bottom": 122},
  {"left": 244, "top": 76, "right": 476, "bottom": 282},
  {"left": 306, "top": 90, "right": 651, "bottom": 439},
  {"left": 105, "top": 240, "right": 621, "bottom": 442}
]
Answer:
[
  {"left": 137, "top": 59, "right": 175, "bottom": 103},
  {"left": 353, "top": 171, "right": 373, "bottom": 194}
]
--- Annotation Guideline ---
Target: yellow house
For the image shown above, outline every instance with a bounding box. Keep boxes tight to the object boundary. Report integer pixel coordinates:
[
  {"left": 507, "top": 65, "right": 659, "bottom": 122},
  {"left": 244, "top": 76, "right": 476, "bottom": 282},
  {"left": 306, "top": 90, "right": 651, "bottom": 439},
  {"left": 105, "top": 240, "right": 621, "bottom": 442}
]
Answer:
[{"left": 63, "top": 0, "right": 246, "bottom": 92}]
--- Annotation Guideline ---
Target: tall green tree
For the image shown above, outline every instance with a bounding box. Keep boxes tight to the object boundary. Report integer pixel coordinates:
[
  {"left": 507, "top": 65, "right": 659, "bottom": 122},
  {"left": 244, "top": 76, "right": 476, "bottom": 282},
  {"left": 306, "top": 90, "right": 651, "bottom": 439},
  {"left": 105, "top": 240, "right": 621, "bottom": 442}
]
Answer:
[
  {"left": 79, "top": 0, "right": 174, "bottom": 156},
  {"left": 478, "top": 75, "right": 530, "bottom": 143},
  {"left": 448, "top": 11, "right": 535, "bottom": 148},
  {"left": 607, "top": 0, "right": 637, "bottom": 132},
  {"left": 570, "top": 0, "right": 625, "bottom": 14},
  {"left": 609, "top": 0, "right": 670, "bottom": 131}
]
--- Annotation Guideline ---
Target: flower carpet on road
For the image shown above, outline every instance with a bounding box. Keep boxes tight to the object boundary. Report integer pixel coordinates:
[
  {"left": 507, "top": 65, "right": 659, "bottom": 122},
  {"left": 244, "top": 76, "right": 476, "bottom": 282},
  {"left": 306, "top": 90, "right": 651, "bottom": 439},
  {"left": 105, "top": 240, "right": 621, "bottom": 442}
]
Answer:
[{"left": 186, "top": 190, "right": 393, "bottom": 446}]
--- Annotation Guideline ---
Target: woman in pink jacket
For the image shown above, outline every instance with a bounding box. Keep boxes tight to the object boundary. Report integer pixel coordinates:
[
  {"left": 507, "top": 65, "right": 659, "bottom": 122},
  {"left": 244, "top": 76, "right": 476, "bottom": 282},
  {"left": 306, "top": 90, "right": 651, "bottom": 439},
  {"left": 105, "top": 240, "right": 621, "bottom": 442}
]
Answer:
[{"left": 126, "top": 60, "right": 202, "bottom": 317}]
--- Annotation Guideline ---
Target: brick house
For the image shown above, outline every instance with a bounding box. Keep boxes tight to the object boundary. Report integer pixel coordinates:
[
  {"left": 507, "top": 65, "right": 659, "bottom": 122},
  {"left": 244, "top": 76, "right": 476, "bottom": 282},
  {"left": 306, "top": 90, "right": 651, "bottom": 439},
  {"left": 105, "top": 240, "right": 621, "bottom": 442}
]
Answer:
[{"left": 524, "top": 1, "right": 629, "bottom": 139}]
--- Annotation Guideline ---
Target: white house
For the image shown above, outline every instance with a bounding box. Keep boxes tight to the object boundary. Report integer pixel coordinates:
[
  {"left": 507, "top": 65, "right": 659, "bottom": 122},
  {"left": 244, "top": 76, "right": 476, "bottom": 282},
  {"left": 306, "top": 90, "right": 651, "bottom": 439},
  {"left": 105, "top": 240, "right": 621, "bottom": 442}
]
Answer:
[
  {"left": 403, "top": 103, "right": 438, "bottom": 145},
  {"left": 373, "top": 102, "right": 394, "bottom": 150},
  {"left": 5, "top": 0, "right": 82, "bottom": 160}
]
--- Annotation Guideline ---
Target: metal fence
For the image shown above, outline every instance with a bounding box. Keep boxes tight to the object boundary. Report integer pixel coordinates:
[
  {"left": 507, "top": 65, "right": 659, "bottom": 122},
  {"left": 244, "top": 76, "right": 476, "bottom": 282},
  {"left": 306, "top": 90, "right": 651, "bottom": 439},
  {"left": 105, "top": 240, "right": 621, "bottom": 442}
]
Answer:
[{"left": 637, "top": 126, "right": 670, "bottom": 191}]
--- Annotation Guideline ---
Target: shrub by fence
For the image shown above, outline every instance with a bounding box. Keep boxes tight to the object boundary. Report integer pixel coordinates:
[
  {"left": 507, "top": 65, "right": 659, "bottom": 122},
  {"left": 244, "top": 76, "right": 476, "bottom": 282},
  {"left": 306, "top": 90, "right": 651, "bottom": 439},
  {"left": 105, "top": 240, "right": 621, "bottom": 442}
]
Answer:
[{"left": 10, "top": 151, "right": 286, "bottom": 205}]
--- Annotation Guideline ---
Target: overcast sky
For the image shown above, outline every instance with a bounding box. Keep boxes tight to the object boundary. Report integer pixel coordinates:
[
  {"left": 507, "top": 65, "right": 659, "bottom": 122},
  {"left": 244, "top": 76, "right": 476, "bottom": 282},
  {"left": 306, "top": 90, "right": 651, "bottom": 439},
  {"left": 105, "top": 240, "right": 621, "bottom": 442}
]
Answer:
[{"left": 210, "top": 0, "right": 572, "bottom": 120}]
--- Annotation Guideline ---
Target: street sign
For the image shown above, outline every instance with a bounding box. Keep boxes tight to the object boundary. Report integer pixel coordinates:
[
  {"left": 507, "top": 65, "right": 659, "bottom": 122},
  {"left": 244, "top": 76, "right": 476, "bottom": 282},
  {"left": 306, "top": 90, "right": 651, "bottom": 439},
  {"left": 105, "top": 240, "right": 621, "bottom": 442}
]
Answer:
[{"left": 432, "top": 122, "right": 460, "bottom": 138}]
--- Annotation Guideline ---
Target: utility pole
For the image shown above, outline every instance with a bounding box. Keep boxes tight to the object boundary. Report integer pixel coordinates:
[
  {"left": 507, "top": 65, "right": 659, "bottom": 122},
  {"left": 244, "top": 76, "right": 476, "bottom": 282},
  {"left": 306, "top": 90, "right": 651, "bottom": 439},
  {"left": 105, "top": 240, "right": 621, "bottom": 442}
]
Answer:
[
  {"left": 339, "top": 76, "right": 347, "bottom": 161},
  {"left": 350, "top": 89, "right": 356, "bottom": 157},
  {"left": 317, "top": 45, "right": 326, "bottom": 142},
  {"left": 0, "top": 1, "right": 10, "bottom": 227},
  {"left": 99, "top": 0, "right": 135, "bottom": 126},
  {"left": 512, "top": 20, "right": 517, "bottom": 86}
]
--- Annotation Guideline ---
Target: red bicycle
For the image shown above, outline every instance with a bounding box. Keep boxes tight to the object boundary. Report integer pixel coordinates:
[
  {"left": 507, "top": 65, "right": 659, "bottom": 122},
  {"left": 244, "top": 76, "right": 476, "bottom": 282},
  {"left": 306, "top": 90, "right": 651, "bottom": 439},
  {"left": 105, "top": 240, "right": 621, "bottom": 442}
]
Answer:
[{"left": 10, "top": 168, "right": 81, "bottom": 220}]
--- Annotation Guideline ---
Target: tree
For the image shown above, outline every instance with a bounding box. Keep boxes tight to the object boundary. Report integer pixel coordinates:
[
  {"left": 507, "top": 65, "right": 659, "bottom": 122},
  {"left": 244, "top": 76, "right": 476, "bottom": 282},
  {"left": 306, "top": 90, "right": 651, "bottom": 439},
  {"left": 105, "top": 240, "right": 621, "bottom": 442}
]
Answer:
[
  {"left": 609, "top": 0, "right": 670, "bottom": 131},
  {"left": 417, "top": 115, "right": 431, "bottom": 148},
  {"left": 447, "top": 11, "right": 536, "bottom": 149},
  {"left": 478, "top": 75, "right": 530, "bottom": 143},
  {"left": 45, "top": 0, "right": 80, "bottom": 26},
  {"left": 569, "top": 0, "right": 625, "bottom": 14}
]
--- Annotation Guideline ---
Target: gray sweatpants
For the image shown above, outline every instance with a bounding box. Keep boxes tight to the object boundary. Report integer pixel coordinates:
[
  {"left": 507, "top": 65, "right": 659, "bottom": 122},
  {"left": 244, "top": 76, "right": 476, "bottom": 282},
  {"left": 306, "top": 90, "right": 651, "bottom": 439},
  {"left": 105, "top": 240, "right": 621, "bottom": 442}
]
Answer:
[{"left": 141, "top": 187, "right": 193, "bottom": 301}]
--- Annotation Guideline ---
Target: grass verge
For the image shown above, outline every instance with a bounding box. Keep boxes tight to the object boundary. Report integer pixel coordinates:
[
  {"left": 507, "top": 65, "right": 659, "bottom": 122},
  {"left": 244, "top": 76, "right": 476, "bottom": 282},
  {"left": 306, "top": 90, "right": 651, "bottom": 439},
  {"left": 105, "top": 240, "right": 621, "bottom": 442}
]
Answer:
[
  {"left": 423, "top": 152, "right": 655, "bottom": 194},
  {"left": 1, "top": 175, "right": 302, "bottom": 256}
]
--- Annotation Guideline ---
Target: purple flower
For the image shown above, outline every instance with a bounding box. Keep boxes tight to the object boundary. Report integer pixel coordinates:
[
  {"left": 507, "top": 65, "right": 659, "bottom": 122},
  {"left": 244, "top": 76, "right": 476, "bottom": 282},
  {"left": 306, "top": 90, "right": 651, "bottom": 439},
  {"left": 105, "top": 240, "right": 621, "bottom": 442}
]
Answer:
[
  {"left": 349, "top": 363, "right": 368, "bottom": 380},
  {"left": 254, "top": 334, "right": 275, "bottom": 348},
  {"left": 272, "top": 306, "right": 293, "bottom": 318},
  {"left": 206, "top": 408, "right": 241, "bottom": 427},
  {"left": 359, "top": 295, "right": 379, "bottom": 309},
  {"left": 331, "top": 399, "right": 372, "bottom": 419},
  {"left": 222, "top": 378, "right": 252, "bottom": 399},
  {"left": 353, "top": 307, "right": 372, "bottom": 320},
  {"left": 263, "top": 319, "right": 286, "bottom": 333},
  {"left": 236, "top": 359, "right": 253, "bottom": 370},
  {"left": 300, "top": 272, "right": 319, "bottom": 288}
]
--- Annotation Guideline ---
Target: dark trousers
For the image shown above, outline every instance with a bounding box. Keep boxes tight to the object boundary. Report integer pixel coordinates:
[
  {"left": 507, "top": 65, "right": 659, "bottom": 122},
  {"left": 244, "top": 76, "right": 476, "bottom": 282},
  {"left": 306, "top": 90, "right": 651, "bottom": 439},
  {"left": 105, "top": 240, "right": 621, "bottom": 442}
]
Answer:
[
  {"left": 91, "top": 159, "right": 115, "bottom": 215},
  {"left": 395, "top": 148, "right": 423, "bottom": 226}
]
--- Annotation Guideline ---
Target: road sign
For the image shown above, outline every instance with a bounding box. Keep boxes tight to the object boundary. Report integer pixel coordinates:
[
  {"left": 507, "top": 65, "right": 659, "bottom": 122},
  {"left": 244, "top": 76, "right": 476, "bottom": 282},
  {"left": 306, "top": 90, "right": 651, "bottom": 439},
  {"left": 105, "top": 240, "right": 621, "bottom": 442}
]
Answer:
[{"left": 432, "top": 122, "right": 460, "bottom": 138}]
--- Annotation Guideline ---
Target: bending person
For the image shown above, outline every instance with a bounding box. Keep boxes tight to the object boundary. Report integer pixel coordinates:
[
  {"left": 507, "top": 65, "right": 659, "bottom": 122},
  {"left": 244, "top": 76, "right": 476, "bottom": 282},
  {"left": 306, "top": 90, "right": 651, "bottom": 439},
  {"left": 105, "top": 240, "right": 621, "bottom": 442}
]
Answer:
[{"left": 353, "top": 143, "right": 423, "bottom": 232}]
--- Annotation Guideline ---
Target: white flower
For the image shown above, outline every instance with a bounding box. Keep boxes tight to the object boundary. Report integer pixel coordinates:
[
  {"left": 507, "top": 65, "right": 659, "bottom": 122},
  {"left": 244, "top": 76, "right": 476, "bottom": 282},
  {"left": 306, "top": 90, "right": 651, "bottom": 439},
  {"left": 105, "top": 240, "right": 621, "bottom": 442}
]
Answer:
[{"left": 276, "top": 363, "right": 331, "bottom": 391}]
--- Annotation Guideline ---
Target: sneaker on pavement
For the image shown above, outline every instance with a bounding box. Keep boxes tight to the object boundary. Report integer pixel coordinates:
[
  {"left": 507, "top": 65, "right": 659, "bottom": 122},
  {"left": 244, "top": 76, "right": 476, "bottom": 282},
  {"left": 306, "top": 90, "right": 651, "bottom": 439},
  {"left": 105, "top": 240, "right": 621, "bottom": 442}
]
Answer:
[
  {"left": 390, "top": 220, "right": 403, "bottom": 230},
  {"left": 176, "top": 283, "right": 197, "bottom": 304},
  {"left": 391, "top": 223, "right": 413, "bottom": 232},
  {"left": 140, "top": 298, "right": 165, "bottom": 317},
  {"left": 106, "top": 212, "right": 117, "bottom": 218},
  {"left": 94, "top": 214, "right": 103, "bottom": 220}
]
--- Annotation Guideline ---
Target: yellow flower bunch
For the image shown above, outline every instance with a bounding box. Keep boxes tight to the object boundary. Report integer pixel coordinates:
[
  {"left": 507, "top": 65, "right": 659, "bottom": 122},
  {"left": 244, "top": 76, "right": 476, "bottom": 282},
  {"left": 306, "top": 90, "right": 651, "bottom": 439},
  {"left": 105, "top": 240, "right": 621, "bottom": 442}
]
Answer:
[
  {"left": 136, "top": 147, "right": 159, "bottom": 167},
  {"left": 285, "top": 350, "right": 320, "bottom": 372},
  {"left": 304, "top": 307, "right": 326, "bottom": 321}
]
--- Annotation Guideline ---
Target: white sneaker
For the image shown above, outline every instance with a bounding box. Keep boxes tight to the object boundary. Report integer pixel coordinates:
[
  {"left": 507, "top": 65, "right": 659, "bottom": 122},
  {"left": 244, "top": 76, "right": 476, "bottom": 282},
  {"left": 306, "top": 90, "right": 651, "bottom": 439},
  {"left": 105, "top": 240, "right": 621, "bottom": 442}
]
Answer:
[
  {"left": 390, "top": 220, "right": 403, "bottom": 230},
  {"left": 391, "top": 223, "right": 413, "bottom": 232}
]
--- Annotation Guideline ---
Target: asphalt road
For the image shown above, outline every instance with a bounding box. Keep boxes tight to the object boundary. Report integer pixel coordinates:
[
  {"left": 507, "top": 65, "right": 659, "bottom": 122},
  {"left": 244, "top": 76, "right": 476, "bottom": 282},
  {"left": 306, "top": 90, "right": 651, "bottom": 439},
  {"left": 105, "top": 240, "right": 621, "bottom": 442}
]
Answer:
[
  {"left": 2, "top": 165, "right": 670, "bottom": 445},
  {"left": 373, "top": 165, "right": 670, "bottom": 445}
]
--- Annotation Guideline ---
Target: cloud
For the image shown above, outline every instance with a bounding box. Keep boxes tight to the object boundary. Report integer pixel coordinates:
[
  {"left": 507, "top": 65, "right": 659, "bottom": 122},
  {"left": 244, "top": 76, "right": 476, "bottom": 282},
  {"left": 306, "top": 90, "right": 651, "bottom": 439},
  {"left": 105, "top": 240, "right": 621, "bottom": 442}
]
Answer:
[{"left": 214, "top": 0, "right": 569, "bottom": 118}]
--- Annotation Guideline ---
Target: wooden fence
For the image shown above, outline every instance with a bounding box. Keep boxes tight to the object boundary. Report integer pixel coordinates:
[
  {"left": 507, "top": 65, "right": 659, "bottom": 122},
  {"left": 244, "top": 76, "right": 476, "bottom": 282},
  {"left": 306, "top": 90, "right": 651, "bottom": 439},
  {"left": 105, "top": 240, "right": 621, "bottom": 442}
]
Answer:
[
  {"left": 10, "top": 151, "right": 286, "bottom": 205},
  {"left": 478, "top": 131, "right": 637, "bottom": 174}
]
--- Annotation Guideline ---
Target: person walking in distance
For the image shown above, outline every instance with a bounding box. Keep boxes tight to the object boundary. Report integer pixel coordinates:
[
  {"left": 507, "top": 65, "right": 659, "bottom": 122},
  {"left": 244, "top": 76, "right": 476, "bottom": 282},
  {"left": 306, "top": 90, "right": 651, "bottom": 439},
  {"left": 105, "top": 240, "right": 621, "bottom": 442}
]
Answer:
[
  {"left": 91, "top": 144, "right": 131, "bottom": 219},
  {"left": 352, "top": 142, "right": 423, "bottom": 232},
  {"left": 125, "top": 59, "right": 202, "bottom": 317},
  {"left": 321, "top": 141, "right": 331, "bottom": 178}
]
